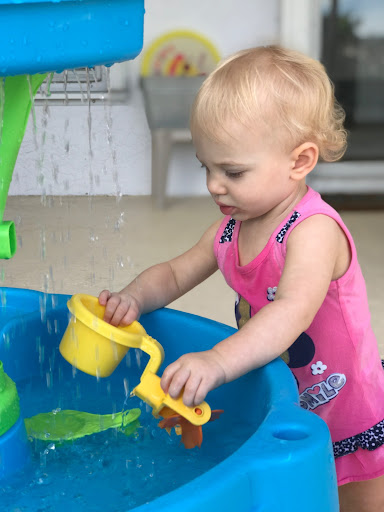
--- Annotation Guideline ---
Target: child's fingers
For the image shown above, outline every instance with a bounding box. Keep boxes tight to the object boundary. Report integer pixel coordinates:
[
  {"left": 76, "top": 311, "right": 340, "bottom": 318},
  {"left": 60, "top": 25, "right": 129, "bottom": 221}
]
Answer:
[
  {"left": 98, "top": 289, "right": 111, "bottom": 306},
  {"left": 193, "top": 379, "right": 209, "bottom": 406},
  {"left": 109, "top": 301, "right": 132, "bottom": 326},
  {"left": 103, "top": 293, "right": 122, "bottom": 324},
  {"left": 161, "top": 362, "right": 182, "bottom": 394},
  {"left": 183, "top": 373, "right": 203, "bottom": 407},
  {"left": 100, "top": 291, "right": 140, "bottom": 326},
  {"left": 121, "top": 304, "right": 140, "bottom": 326},
  {"left": 167, "top": 366, "right": 191, "bottom": 400}
]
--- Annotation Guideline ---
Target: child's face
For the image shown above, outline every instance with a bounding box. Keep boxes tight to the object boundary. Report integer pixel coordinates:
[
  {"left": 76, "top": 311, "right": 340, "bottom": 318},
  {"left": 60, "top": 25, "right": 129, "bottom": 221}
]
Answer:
[{"left": 193, "top": 120, "right": 299, "bottom": 222}]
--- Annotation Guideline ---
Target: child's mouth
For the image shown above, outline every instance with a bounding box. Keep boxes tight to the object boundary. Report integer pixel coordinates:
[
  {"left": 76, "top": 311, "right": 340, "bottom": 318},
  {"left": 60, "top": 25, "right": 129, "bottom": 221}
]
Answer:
[{"left": 218, "top": 204, "right": 235, "bottom": 215}]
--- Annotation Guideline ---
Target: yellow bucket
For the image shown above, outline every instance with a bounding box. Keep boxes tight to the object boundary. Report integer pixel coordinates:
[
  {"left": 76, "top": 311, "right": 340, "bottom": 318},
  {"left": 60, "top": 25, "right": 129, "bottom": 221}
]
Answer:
[{"left": 59, "top": 294, "right": 148, "bottom": 377}]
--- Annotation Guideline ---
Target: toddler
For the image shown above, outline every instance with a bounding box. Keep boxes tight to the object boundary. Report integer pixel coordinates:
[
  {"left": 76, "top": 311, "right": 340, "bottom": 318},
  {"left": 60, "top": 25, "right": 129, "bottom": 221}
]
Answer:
[{"left": 99, "top": 46, "right": 384, "bottom": 511}]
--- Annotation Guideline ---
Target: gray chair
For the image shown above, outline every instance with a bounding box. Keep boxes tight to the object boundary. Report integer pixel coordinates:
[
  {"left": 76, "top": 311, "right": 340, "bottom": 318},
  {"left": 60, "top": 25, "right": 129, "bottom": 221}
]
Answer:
[{"left": 141, "top": 76, "right": 205, "bottom": 208}]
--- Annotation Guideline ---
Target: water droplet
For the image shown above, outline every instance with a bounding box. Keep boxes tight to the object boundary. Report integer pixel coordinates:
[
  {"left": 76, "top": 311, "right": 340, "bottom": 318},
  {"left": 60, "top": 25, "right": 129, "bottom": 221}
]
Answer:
[{"left": 123, "top": 378, "right": 130, "bottom": 397}]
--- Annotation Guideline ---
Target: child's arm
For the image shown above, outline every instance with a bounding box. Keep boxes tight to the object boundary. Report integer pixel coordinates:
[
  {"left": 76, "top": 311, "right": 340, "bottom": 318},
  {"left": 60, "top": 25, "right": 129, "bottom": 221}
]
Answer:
[
  {"left": 161, "top": 214, "right": 351, "bottom": 406},
  {"left": 99, "top": 219, "right": 222, "bottom": 326}
]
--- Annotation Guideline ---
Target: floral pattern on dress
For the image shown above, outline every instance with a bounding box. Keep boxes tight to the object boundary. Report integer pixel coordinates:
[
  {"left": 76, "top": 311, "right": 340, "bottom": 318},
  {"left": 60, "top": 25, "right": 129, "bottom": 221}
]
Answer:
[
  {"left": 219, "top": 219, "right": 236, "bottom": 244},
  {"left": 333, "top": 419, "right": 384, "bottom": 458},
  {"left": 311, "top": 361, "right": 327, "bottom": 375}
]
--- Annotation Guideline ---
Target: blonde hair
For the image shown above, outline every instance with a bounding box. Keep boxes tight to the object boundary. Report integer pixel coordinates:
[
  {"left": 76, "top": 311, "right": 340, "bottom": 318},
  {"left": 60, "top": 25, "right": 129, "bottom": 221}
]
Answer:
[{"left": 190, "top": 45, "right": 347, "bottom": 162}]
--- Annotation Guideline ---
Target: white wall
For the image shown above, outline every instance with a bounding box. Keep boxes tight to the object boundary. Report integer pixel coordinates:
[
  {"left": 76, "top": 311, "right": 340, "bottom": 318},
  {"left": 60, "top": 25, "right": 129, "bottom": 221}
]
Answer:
[
  {"left": 10, "top": 0, "right": 279, "bottom": 196},
  {"left": 10, "top": 97, "right": 151, "bottom": 196}
]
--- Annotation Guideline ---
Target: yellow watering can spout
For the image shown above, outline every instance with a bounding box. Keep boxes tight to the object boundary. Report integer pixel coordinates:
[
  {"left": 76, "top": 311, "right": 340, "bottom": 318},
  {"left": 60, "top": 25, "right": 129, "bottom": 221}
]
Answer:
[{"left": 59, "top": 294, "right": 213, "bottom": 441}]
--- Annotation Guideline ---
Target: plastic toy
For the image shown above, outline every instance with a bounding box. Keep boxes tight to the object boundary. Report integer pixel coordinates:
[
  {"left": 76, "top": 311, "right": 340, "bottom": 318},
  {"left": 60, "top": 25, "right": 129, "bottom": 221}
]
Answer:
[
  {"left": 0, "top": 0, "right": 144, "bottom": 77},
  {"left": 59, "top": 294, "right": 221, "bottom": 448},
  {"left": 0, "top": 359, "right": 30, "bottom": 478},
  {"left": 0, "top": 74, "right": 47, "bottom": 258},
  {"left": 25, "top": 408, "right": 141, "bottom": 442},
  {"left": 158, "top": 408, "right": 224, "bottom": 449},
  {"left": 140, "top": 30, "right": 220, "bottom": 77},
  {"left": 0, "top": 360, "right": 21, "bottom": 436}
]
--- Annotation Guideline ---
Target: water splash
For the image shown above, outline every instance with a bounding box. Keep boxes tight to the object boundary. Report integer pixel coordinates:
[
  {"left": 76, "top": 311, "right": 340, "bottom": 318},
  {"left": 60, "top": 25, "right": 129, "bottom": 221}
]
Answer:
[
  {"left": 63, "top": 69, "right": 69, "bottom": 106},
  {"left": 27, "top": 74, "right": 38, "bottom": 150},
  {"left": 116, "top": 255, "right": 124, "bottom": 268},
  {"left": 71, "top": 69, "right": 86, "bottom": 103},
  {"left": 36, "top": 96, "right": 51, "bottom": 196},
  {"left": 40, "top": 227, "right": 46, "bottom": 260},
  {"left": 103, "top": 67, "right": 122, "bottom": 202},
  {"left": 114, "top": 212, "right": 125, "bottom": 232},
  {"left": 135, "top": 348, "right": 143, "bottom": 370},
  {"left": 123, "top": 377, "right": 130, "bottom": 398},
  {"left": 86, "top": 68, "right": 93, "bottom": 160},
  {"left": 45, "top": 72, "right": 54, "bottom": 98},
  {"left": 0, "top": 287, "right": 6, "bottom": 307}
]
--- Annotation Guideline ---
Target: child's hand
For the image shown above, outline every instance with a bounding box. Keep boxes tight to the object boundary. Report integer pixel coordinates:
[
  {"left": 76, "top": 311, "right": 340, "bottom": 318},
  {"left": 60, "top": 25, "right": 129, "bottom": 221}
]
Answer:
[
  {"left": 160, "top": 349, "right": 227, "bottom": 407},
  {"left": 98, "top": 289, "right": 141, "bottom": 326}
]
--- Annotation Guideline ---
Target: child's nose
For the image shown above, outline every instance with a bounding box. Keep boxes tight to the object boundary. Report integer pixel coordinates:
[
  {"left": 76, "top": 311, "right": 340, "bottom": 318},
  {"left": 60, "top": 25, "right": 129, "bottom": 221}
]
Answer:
[{"left": 207, "top": 172, "right": 226, "bottom": 196}]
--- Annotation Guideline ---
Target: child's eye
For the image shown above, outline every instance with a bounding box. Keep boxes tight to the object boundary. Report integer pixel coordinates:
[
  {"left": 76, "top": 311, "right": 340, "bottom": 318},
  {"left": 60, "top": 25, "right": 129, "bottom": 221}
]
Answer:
[{"left": 225, "top": 171, "right": 244, "bottom": 179}]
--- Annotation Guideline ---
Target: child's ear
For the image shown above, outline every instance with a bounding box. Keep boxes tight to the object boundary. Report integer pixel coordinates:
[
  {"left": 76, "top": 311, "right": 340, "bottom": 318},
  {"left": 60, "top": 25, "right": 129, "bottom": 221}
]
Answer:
[{"left": 289, "top": 142, "right": 319, "bottom": 181}]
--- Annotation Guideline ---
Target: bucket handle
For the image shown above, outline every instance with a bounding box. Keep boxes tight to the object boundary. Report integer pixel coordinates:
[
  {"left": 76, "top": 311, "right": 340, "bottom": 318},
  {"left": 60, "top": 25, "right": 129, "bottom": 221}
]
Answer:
[{"left": 115, "top": 332, "right": 165, "bottom": 380}]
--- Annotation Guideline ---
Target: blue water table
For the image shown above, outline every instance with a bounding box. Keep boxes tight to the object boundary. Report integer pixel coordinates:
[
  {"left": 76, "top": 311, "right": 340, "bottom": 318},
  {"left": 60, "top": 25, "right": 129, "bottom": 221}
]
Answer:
[{"left": 0, "top": 287, "right": 339, "bottom": 511}]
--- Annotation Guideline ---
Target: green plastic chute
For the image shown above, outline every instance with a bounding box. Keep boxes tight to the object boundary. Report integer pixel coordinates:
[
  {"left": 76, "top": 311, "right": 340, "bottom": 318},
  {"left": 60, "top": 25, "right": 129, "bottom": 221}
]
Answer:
[
  {"left": 25, "top": 408, "right": 141, "bottom": 442},
  {"left": 0, "top": 73, "right": 47, "bottom": 258}
]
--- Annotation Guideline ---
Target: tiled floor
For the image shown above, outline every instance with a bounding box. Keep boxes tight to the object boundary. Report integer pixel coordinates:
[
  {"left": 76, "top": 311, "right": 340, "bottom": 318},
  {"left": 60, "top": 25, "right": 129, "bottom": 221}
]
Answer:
[{"left": 3, "top": 194, "right": 384, "bottom": 355}]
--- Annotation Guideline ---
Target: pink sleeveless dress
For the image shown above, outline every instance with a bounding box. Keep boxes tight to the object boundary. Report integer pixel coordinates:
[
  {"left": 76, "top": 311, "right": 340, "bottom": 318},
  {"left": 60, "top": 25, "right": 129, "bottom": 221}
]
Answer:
[{"left": 214, "top": 186, "right": 384, "bottom": 485}]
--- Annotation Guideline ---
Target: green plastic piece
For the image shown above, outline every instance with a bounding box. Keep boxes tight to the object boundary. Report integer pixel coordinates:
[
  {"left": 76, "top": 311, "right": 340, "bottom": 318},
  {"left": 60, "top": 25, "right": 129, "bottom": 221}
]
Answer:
[
  {"left": 25, "top": 408, "right": 141, "bottom": 442},
  {"left": 0, "top": 220, "right": 16, "bottom": 259},
  {"left": 0, "top": 73, "right": 47, "bottom": 259},
  {"left": 0, "top": 360, "right": 20, "bottom": 436}
]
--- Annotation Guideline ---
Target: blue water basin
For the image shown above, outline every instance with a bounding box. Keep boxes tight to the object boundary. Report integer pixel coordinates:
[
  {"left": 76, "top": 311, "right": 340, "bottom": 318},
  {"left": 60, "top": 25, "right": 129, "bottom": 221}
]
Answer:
[{"left": 0, "top": 287, "right": 339, "bottom": 511}]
